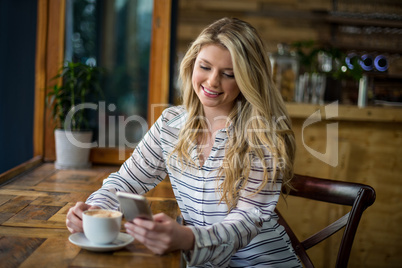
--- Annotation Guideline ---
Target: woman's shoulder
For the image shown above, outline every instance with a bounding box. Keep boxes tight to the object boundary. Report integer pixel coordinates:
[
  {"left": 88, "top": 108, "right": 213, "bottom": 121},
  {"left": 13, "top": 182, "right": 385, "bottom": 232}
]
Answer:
[{"left": 160, "top": 106, "right": 188, "bottom": 129}]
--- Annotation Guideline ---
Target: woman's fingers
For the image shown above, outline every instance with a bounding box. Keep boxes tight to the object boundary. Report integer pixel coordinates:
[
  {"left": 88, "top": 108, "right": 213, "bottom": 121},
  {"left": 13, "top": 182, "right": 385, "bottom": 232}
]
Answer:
[
  {"left": 66, "top": 202, "right": 99, "bottom": 233},
  {"left": 130, "top": 214, "right": 173, "bottom": 240},
  {"left": 124, "top": 213, "right": 194, "bottom": 255},
  {"left": 125, "top": 222, "right": 167, "bottom": 254},
  {"left": 66, "top": 205, "right": 83, "bottom": 233},
  {"left": 66, "top": 217, "right": 82, "bottom": 233}
]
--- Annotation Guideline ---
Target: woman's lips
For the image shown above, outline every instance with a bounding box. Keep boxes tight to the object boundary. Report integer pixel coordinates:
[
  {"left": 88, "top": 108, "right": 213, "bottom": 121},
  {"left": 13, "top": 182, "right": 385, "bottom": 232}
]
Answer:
[{"left": 202, "top": 86, "right": 222, "bottom": 98}]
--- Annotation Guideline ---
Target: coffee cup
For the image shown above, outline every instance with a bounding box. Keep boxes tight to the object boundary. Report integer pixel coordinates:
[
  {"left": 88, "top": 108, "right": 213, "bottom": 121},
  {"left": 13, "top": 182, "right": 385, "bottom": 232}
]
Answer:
[{"left": 83, "top": 209, "right": 122, "bottom": 244}]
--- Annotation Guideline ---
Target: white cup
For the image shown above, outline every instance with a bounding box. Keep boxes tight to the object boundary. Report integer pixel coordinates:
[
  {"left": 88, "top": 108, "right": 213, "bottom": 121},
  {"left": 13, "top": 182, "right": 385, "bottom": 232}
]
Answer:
[{"left": 83, "top": 209, "right": 122, "bottom": 244}]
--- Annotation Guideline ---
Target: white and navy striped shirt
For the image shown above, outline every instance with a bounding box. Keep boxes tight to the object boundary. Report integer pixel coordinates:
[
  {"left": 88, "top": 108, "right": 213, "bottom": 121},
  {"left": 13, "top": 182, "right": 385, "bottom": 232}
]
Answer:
[{"left": 86, "top": 106, "right": 301, "bottom": 268}]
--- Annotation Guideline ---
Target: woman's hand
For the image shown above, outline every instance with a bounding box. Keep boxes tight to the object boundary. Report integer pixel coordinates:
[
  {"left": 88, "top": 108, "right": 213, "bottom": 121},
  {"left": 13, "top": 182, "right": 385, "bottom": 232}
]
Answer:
[
  {"left": 124, "top": 213, "right": 195, "bottom": 255},
  {"left": 66, "top": 201, "right": 100, "bottom": 233}
]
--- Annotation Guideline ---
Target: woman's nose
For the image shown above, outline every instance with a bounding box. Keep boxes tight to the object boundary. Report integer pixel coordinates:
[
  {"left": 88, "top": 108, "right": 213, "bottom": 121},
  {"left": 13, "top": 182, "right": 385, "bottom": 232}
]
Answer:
[{"left": 207, "top": 71, "right": 220, "bottom": 88}]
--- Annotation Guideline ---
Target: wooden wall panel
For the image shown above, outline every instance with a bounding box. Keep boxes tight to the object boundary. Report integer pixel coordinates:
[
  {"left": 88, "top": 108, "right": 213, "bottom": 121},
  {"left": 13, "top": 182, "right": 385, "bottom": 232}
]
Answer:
[
  {"left": 176, "top": 0, "right": 332, "bottom": 55},
  {"left": 33, "top": 0, "right": 48, "bottom": 158},
  {"left": 277, "top": 105, "right": 402, "bottom": 268},
  {"left": 147, "top": 0, "right": 172, "bottom": 125},
  {"left": 43, "top": 0, "right": 66, "bottom": 162}
]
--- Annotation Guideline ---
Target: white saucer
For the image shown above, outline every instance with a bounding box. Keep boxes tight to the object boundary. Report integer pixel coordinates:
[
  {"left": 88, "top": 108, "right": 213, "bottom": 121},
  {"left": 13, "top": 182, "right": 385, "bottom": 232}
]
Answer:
[{"left": 69, "top": 232, "right": 134, "bottom": 252}]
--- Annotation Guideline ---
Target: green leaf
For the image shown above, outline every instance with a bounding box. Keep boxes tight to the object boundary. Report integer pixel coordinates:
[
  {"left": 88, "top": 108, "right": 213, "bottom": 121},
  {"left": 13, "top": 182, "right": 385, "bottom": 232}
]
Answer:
[{"left": 46, "top": 61, "right": 105, "bottom": 131}]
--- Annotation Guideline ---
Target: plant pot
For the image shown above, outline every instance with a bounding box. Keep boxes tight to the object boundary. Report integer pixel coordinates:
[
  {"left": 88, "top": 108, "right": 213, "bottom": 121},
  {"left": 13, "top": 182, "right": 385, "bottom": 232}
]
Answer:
[{"left": 54, "top": 129, "right": 93, "bottom": 169}]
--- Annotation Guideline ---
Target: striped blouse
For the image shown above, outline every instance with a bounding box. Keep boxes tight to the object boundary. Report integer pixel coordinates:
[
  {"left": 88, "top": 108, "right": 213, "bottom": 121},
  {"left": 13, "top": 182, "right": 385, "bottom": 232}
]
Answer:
[{"left": 86, "top": 106, "right": 302, "bottom": 268}]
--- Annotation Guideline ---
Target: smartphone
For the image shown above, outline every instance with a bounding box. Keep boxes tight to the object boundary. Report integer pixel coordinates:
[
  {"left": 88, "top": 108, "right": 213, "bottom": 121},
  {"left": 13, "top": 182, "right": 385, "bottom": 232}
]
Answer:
[{"left": 116, "top": 192, "right": 153, "bottom": 221}]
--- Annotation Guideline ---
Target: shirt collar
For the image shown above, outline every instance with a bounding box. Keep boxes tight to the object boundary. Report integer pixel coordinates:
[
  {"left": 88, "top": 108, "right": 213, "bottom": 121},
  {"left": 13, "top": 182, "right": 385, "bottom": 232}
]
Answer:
[{"left": 166, "top": 107, "right": 188, "bottom": 129}]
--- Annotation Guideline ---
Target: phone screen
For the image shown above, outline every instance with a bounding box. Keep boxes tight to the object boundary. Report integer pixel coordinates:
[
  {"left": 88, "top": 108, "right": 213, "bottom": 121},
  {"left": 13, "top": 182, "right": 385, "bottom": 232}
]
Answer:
[{"left": 116, "top": 192, "right": 153, "bottom": 221}]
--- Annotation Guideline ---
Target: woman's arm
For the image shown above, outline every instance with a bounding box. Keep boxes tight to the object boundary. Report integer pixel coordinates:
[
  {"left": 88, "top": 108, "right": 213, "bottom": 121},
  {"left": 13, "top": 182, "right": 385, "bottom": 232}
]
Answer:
[
  {"left": 85, "top": 114, "right": 168, "bottom": 210},
  {"left": 65, "top": 114, "right": 168, "bottom": 233}
]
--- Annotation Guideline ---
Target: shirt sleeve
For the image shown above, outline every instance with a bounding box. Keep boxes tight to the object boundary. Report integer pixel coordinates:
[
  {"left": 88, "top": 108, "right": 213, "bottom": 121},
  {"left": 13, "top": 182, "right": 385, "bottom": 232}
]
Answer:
[
  {"left": 184, "top": 152, "right": 282, "bottom": 267},
  {"left": 85, "top": 115, "right": 167, "bottom": 210}
]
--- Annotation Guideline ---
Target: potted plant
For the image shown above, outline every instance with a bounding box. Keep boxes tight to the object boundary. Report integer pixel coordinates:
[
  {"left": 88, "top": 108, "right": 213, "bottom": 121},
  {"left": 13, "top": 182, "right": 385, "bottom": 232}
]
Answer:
[
  {"left": 291, "top": 40, "right": 363, "bottom": 104},
  {"left": 47, "top": 61, "right": 104, "bottom": 169}
]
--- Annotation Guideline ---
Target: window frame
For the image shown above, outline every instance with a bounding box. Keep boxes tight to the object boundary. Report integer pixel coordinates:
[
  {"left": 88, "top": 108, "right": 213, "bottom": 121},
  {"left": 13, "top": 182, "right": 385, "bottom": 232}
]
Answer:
[{"left": 35, "top": 0, "right": 172, "bottom": 165}]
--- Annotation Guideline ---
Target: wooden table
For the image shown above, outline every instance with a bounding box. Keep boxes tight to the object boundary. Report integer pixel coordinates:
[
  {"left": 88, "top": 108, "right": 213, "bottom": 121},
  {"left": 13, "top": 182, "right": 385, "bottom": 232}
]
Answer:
[{"left": 0, "top": 163, "right": 182, "bottom": 268}]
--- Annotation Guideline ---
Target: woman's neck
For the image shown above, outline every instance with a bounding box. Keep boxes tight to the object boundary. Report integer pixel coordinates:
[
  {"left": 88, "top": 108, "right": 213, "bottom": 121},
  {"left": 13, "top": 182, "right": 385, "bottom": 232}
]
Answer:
[{"left": 203, "top": 107, "right": 231, "bottom": 133}]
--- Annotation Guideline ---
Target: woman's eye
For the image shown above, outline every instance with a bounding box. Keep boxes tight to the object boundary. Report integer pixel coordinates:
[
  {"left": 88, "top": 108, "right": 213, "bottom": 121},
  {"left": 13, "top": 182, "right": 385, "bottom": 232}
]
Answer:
[
  {"left": 200, "top": 65, "right": 210, "bottom": 71},
  {"left": 223, "top": 73, "right": 235, "bottom": 78}
]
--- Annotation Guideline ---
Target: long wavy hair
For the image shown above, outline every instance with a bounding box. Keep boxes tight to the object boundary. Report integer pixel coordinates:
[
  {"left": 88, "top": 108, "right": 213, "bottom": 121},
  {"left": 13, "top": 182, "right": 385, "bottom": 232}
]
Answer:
[{"left": 171, "top": 17, "right": 295, "bottom": 211}]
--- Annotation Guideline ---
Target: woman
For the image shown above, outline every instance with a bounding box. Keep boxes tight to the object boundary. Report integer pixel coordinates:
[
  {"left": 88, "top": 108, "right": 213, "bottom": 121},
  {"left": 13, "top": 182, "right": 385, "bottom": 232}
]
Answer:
[{"left": 66, "top": 17, "right": 301, "bottom": 267}]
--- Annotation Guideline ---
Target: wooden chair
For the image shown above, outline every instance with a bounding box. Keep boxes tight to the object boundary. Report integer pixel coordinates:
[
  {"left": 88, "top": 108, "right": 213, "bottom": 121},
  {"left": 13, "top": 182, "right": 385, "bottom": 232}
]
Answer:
[{"left": 275, "top": 174, "right": 376, "bottom": 268}]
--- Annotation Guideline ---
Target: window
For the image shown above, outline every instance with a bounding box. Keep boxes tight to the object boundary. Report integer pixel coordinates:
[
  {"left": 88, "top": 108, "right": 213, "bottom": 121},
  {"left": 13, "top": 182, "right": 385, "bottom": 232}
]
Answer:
[
  {"left": 65, "top": 0, "right": 153, "bottom": 149},
  {"left": 37, "top": 0, "right": 174, "bottom": 164}
]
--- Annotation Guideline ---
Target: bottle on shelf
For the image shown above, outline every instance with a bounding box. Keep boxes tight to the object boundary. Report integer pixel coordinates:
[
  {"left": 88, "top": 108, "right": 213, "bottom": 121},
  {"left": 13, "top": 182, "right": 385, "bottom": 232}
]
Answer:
[{"left": 270, "top": 43, "right": 299, "bottom": 102}]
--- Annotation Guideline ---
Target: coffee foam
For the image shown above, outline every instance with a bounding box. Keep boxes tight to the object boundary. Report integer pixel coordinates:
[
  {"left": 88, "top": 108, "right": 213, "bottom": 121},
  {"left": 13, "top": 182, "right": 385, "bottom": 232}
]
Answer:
[{"left": 85, "top": 210, "right": 121, "bottom": 218}]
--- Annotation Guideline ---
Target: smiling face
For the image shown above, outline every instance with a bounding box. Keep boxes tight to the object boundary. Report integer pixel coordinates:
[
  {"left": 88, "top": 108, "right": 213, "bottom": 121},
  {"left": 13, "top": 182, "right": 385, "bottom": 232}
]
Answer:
[{"left": 192, "top": 44, "right": 241, "bottom": 117}]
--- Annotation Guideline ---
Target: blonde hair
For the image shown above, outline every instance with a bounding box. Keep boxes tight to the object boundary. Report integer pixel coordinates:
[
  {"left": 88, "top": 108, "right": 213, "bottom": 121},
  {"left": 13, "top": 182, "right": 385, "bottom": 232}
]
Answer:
[{"left": 173, "top": 17, "right": 295, "bottom": 211}]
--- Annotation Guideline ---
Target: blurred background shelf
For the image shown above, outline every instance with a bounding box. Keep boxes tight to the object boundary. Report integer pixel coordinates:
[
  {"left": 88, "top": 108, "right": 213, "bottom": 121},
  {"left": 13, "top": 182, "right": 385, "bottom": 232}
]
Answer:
[{"left": 286, "top": 102, "right": 402, "bottom": 122}]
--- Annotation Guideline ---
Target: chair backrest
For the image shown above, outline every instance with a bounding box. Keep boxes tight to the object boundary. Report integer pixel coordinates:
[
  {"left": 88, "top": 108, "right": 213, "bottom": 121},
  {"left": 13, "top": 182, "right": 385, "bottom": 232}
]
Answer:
[{"left": 275, "top": 174, "right": 376, "bottom": 268}]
